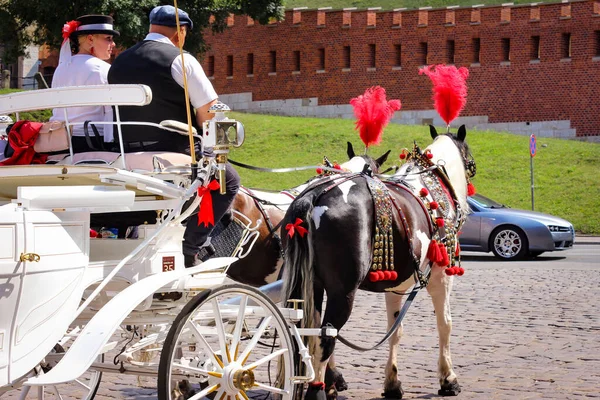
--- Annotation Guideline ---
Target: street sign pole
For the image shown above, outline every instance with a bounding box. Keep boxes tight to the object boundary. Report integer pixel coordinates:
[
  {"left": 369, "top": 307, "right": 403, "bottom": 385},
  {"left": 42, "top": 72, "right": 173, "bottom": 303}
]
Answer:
[
  {"left": 530, "top": 155, "right": 534, "bottom": 211},
  {"left": 529, "top": 134, "right": 536, "bottom": 211}
]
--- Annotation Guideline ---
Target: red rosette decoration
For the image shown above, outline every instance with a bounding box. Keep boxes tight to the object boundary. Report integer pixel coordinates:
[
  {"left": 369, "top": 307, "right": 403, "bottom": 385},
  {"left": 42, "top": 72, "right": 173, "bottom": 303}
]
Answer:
[{"left": 62, "top": 20, "right": 81, "bottom": 42}]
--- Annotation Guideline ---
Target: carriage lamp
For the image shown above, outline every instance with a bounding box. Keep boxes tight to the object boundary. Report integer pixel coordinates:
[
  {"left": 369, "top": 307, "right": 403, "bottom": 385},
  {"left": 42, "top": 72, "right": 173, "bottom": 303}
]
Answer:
[{"left": 203, "top": 101, "right": 245, "bottom": 194}]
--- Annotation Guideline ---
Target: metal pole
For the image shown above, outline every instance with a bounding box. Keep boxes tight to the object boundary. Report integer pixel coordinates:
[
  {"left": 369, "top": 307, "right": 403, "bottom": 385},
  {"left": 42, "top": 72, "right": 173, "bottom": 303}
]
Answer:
[{"left": 530, "top": 155, "right": 535, "bottom": 211}]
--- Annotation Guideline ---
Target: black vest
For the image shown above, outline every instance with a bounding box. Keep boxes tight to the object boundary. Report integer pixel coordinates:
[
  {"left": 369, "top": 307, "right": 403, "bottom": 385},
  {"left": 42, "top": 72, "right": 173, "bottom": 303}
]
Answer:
[{"left": 108, "top": 41, "right": 199, "bottom": 152}]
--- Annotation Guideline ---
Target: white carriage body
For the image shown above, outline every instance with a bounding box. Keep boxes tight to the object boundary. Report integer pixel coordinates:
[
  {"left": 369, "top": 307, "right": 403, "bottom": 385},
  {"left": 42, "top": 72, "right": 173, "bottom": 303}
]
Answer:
[{"left": 0, "top": 85, "right": 328, "bottom": 398}]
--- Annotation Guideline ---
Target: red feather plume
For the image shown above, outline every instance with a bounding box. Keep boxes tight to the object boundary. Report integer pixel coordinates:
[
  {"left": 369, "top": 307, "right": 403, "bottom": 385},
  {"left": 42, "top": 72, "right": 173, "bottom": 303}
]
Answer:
[
  {"left": 419, "top": 65, "right": 469, "bottom": 126},
  {"left": 350, "top": 86, "right": 401, "bottom": 148}
]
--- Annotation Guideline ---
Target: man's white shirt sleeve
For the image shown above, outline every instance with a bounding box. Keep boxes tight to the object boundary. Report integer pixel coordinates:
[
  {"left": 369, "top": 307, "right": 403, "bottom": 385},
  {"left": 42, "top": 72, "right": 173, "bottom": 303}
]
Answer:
[{"left": 171, "top": 53, "right": 218, "bottom": 109}]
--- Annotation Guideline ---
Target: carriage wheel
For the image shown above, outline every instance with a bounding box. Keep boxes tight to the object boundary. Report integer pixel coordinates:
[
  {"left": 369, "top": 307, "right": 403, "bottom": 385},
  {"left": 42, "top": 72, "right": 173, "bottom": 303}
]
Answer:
[
  {"left": 12, "top": 344, "right": 102, "bottom": 400},
  {"left": 158, "top": 284, "right": 297, "bottom": 400}
]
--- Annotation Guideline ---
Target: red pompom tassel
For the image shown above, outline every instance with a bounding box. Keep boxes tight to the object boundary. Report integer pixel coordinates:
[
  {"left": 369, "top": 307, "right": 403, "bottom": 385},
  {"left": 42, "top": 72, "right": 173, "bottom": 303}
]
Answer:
[
  {"left": 369, "top": 271, "right": 380, "bottom": 282},
  {"left": 383, "top": 270, "right": 392, "bottom": 280},
  {"left": 430, "top": 201, "right": 439, "bottom": 210},
  {"left": 436, "top": 217, "right": 445, "bottom": 227},
  {"left": 389, "top": 270, "right": 398, "bottom": 280},
  {"left": 377, "top": 270, "right": 385, "bottom": 281},
  {"left": 90, "top": 229, "right": 98, "bottom": 238},
  {"left": 467, "top": 182, "right": 476, "bottom": 196},
  {"left": 457, "top": 267, "right": 465, "bottom": 276},
  {"left": 438, "top": 243, "right": 450, "bottom": 267},
  {"left": 333, "top": 163, "right": 341, "bottom": 170},
  {"left": 316, "top": 167, "right": 323, "bottom": 174},
  {"left": 399, "top": 153, "right": 406, "bottom": 160},
  {"left": 426, "top": 152, "right": 434, "bottom": 159},
  {"left": 419, "top": 188, "right": 429, "bottom": 197},
  {"left": 445, "top": 267, "right": 454, "bottom": 276}
]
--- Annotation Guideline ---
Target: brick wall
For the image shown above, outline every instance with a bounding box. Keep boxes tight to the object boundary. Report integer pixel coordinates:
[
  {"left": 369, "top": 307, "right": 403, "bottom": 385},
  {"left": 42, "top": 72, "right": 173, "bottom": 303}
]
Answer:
[{"left": 203, "top": 0, "right": 600, "bottom": 138}]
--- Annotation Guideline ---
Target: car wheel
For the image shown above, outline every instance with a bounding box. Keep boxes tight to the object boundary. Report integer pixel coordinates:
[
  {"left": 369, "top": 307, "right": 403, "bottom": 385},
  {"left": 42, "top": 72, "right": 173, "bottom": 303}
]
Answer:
[
  {"left": 490, "top": 226, "right": 528, "bottom": 260},
  {"left": 528, "top": 251, "right": 545, "bottom": 258}
]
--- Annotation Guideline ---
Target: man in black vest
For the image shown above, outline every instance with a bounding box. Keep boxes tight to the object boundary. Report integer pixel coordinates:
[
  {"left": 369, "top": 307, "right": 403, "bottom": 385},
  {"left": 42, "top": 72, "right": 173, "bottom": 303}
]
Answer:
[{"left": 108, "top": 5, "right": 240, "bottom": 267}]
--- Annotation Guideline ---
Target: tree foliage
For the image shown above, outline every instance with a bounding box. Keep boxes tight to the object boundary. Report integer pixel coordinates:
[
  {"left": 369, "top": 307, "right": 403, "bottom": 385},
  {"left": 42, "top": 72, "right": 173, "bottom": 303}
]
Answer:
[{"left": 0, "top": 0, "right": 284, "bottom": 64}]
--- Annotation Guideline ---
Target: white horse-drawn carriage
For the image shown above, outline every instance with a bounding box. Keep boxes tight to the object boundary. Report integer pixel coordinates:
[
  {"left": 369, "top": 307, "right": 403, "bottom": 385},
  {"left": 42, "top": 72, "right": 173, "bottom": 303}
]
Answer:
[{"left": 0, "top": 84, "right": 335, "bottom": 399}]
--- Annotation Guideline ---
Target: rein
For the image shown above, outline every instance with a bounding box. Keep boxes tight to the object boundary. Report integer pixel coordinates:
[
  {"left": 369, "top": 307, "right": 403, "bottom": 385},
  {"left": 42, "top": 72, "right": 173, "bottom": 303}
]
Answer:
[
  {"left": 337, "top": 283, "right": 422, "bottom": 352},
  {"left": 229, "top": 158, "right": 344, "bottom": 175}
]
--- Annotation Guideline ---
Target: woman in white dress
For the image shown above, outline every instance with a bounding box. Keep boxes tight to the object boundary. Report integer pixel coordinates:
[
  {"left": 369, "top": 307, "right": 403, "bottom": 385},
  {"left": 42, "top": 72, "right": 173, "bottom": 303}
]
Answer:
[{"left": 50, "top": 15, "right": 119, "bottom": 153}]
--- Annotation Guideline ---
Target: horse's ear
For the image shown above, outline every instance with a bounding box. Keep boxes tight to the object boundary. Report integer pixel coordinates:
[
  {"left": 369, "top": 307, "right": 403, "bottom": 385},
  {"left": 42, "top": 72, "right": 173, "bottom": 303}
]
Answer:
[
  {"left": 429, "top": 125, "right": 438, "bottom": 140},
  {"left": 457, "top": 125, "right": 467, "bottom": 142},
  {"left": 375, "top": 150, "right": 391, "bottom": 168},
  {"left": 347, "top": 141, "right": 356, "bottom": 159}
]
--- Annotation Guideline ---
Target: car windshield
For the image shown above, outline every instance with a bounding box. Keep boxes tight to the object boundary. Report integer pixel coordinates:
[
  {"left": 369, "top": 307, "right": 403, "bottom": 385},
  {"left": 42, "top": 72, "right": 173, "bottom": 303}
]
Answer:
[{"left": 469, "top": 193, "right": 507, "bottom": 209}]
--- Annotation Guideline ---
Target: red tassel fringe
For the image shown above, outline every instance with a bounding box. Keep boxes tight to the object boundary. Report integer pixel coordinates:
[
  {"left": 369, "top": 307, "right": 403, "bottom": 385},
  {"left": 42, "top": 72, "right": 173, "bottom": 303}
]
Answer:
[
  {"left": 427, "top": 240, "right": 441, "bottom": 263},
  {"left": 467, "top": 182, "right": 476, "bottom": 196},
  {"left": 438, "top": 243, "right": 450, "bottom": 267}
]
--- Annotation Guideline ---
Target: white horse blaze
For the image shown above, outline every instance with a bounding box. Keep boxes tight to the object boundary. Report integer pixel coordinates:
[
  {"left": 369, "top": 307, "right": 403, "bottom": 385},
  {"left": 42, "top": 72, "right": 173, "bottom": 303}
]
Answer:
[{"left": 312, "top": 206, "right": 329, "bottom": 229}]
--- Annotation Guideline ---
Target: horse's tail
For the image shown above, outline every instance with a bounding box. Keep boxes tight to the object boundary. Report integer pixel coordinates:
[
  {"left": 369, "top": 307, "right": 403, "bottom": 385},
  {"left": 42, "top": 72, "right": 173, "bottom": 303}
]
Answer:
[{"left": 282, "top": 194, "right": 317, "bottom": 330}]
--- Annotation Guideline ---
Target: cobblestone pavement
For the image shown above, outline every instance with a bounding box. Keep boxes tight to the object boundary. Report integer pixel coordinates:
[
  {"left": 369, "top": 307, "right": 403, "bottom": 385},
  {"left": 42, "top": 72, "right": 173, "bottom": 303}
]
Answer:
[{"left": 3, "top": 245, "right": 598, "bottom": 399}]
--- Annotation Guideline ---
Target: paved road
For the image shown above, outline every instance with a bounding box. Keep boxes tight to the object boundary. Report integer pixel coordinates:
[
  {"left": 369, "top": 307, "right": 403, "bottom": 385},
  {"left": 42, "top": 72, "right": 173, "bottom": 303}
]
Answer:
[{"left": 4, "top": 244, "right": 599, "bottom": 399}]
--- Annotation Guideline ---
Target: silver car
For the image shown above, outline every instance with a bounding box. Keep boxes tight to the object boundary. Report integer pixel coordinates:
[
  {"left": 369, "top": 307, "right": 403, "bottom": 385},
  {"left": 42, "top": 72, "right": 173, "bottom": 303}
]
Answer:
[{"left": 459, "top": 194, "right": 575, "bottom": 260}]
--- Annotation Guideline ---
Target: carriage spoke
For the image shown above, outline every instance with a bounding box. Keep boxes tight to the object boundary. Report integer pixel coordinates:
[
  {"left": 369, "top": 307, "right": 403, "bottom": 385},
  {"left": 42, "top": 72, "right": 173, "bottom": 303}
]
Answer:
[
  {"left": 238, "top": 390, "right": 250, "bottom": 400},
  {"left": 254, "top": 382, "right": 289, "bottom": 396},
  {"left": 211, "top": 298, "right": 230, "bottom": 365},
  {"left": 50, "top": 385, "right": 63, "bottom": 400},
  {"left": 186, "top": 321, "right": 224, "bottom": 370},
  {"left": 172, "top": 362, "right": 222, "bottom": 377},
  {"left": 237, "top": 316, "right": 272, "bottom": 365},
  {"left": 229, "top": 294, "right": 248, "bottom": 362},
  {"left": 245, "top": 348, "right": 288, "bottom": 371},
  {"left": 18, "top": 385, "right": 31, "bottom": 400},
  {"left": 188, "top": 383, "right": 221, "bottom": 400},
  {"left": 73, "top": 378, "right": 91, "bottom": 390}
]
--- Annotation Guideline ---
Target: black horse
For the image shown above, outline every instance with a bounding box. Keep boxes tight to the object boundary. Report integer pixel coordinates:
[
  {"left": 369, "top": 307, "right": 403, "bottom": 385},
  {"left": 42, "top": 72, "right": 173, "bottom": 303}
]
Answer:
[{"left": 282, "top": 126, "right": 475, "bottom": 399}]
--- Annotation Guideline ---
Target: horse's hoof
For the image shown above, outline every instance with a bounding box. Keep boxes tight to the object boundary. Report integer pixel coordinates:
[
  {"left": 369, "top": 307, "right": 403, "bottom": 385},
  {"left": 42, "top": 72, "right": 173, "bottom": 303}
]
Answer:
[
  {"left": 305, "top": 382, "right": 327, "bottom": 400},
  {"left": 326, "top": 384, "right": 338, "bottom": 400},
  {"left": 382, "top": 381, "right": 404, "bottom": 399},
  {"left": 438, "top": 379, "right": 461, "bottom": 396},
  {"left": 325, "top": 366, "right": 348, "bottom": 392}
]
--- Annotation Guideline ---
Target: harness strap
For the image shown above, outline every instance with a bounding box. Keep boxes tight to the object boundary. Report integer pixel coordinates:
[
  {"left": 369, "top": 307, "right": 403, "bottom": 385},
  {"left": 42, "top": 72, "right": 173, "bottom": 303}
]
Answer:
[
  {"left": 384, "top": 182, "right": 431, "bottom": 287},
  {"left": 336, "top": 284, "right": 421, "bottom": 352},
  {"left": 242, "top": 187, "right": 286, "bottom": 262}
]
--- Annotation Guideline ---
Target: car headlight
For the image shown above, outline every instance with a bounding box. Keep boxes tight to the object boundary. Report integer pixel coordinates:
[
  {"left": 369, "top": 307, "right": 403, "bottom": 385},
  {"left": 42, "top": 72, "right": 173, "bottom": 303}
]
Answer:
[{"left": 548, "top": 225, "right": 570, "bottom": 232}]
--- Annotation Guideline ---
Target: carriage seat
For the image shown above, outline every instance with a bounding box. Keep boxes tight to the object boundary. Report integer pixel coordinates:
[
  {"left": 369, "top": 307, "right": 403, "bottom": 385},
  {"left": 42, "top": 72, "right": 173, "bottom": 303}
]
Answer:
[{"left": 46, "top": 151, "right": 192, "bottom": 171}]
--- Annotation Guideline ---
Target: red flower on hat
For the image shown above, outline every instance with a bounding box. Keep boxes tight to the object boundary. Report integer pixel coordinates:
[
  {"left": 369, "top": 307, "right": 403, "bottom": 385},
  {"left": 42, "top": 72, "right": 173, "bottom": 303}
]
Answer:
[{"left": 62, "top": 20, "right": 81, "bottom": 42}]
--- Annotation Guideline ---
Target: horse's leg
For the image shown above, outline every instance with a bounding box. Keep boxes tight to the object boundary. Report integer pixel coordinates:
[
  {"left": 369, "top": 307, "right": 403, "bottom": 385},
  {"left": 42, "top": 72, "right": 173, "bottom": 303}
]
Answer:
[
  {"left": 427, "top": 268, "right": 461, "bottom": 396},
  {"left": 312, "top": 290, "right": 356, "bottom": 400},
  {"left": 382, "top": 292, "right": 405, "bottom": 399}
]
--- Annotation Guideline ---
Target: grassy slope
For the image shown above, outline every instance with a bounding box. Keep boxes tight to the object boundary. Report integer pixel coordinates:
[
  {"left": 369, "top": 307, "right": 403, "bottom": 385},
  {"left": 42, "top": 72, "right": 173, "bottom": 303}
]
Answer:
[
  {"left": 284, "top": 0, "right": 533, "bottom": 10},
  {"left": 228, "top": 112, "right": 600, "bottom": 234}
]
